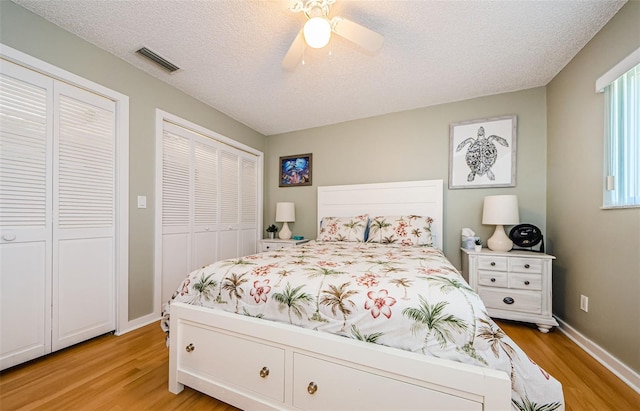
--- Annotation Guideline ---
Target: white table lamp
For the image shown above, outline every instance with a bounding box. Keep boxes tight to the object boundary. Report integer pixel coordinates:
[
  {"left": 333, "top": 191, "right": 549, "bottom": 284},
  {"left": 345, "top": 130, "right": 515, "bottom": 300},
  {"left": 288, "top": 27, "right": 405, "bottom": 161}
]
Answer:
[
  {"left": 482, "top": 195, "right": 519, "bottom": 252},
  {"left": 276, "top": 202, "right": 295, "bottom": 240}
]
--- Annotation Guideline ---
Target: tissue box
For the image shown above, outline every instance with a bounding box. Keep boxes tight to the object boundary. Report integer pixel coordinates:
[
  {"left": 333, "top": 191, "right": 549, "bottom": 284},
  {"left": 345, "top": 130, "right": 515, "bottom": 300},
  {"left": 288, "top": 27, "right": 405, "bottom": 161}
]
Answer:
[{"left": 462, "top": 236, "right": 480, "bottom": 250}]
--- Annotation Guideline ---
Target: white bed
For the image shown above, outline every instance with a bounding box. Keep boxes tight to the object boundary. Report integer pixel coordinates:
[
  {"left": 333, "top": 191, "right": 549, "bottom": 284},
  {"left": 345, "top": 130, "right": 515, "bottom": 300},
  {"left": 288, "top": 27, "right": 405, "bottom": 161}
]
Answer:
[{"left": 166, "top": 180, "right": 561, "bottom": 410}]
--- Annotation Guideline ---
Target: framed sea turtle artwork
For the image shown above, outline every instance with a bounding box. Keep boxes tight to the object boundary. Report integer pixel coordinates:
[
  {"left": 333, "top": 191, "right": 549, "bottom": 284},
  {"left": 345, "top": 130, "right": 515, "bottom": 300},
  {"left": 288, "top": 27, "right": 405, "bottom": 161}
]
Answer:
[{"left": 449, "top": 115, "right": 517, "bottom": 189}]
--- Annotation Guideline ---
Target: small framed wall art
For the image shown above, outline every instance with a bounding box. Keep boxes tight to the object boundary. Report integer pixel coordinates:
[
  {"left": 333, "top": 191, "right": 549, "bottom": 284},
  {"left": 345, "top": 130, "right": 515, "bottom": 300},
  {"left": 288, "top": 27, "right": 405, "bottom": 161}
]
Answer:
[
  {"left": 279, "top": 153, "right": 312, "bottom": 187},
  {"left": 449, "top": 115, "right": 517, "bottom": 189}
]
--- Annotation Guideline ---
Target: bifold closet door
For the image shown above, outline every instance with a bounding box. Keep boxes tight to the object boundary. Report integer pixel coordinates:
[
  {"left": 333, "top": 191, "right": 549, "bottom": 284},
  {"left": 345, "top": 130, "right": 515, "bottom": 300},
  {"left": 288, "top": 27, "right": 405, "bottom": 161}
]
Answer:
[
  {"left": 161, "top": 127, "right": 192, "bottom": 305},
  {"left": 1, "top": 57, "right": 118, "bottom": 369},
  {"left": 160, "top": 121, "right": 259, "bottom": 304},
  {"left": 52, "top": 82, "right": 116, "bottom": 351},
  {"left": 0, "top": 60, "right": 53, "bottom": 370}
]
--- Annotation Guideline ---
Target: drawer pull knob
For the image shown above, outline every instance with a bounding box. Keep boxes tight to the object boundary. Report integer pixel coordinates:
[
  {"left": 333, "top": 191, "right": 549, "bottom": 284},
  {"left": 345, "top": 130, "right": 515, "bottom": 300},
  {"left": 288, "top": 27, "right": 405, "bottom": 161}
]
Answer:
[
  {"left": 503, "top": 297, "right": 515, "bottom": 305},
  {"left": 490, "top": 262, "right": 496, "bottom": 266},
  {"left": 524, "top": 264, "right": 530, "bottom": 269},
  {"left": 490, "top": 278, "right": 496, "bottom": 282},
  {"left": 524, "top": 280, "right": 530, "bottom": 285},
  {"left": 259, "top": 366, "right": 269, "bottom": 378},
  {"left": 185, "top": 343, "right": 195, "bottom": 353},
  {"left": 2, "top": 233, "right": 16, "bottom": 241},
  {"left": 307, "top": 382, "right": 318, "bottom": 395}
]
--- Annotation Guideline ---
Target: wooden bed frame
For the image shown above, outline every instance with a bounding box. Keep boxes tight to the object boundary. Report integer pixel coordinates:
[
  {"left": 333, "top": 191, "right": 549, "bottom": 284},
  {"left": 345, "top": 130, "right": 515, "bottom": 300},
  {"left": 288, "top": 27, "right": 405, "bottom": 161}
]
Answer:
[{"left": 169, "top": 179, "right": 511, "bottom": 410}]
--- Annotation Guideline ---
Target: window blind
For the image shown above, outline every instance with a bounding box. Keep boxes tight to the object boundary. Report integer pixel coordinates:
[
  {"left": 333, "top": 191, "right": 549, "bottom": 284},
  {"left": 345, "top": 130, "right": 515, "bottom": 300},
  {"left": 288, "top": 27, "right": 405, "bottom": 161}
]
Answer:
[{"left": 603, "top": 63, "right": 639, "bottom": 208}]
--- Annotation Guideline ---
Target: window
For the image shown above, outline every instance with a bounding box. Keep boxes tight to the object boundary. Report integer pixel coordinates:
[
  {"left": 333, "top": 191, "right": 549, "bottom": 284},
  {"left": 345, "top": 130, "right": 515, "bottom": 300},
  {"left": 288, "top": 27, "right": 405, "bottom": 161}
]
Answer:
[{"left": 598, "top": 49, "right": 640, "bottom": 208}]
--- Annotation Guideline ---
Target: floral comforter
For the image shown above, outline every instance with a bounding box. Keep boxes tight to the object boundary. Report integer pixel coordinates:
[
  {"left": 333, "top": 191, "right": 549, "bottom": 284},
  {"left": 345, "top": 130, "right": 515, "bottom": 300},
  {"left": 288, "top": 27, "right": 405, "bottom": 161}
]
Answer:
[{"left": 162, "top": 241, "right": 564, "bottom": 410}]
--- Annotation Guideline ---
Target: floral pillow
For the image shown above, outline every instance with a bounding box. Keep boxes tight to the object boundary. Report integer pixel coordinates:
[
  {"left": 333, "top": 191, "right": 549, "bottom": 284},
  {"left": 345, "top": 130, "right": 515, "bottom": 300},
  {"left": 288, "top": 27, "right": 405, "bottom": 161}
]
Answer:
[
  {"left": 318, "top": 215, "right": 369, "bottom": 242},
  {"left": 367, "top": 215, "right": 434, "bottom": 246}
]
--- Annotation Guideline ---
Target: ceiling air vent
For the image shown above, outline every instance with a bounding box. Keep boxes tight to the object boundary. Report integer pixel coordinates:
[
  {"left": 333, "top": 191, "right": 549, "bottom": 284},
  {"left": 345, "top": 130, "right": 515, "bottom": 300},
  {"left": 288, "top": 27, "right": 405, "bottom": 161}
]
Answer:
[{"left": 136, "top": 47, "right": 180, "bottom": 73}]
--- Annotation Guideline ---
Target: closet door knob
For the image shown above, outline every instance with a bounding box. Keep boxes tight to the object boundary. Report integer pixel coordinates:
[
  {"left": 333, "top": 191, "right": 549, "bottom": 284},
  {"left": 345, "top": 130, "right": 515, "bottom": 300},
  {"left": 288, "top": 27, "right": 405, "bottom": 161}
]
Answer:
[
  {"left": 259, "top": 367, "right": 269, "bottom": 378},
  {"left": 307, "top": 382, "right": 318, "bottom": 395},
  {"left": 185, "top": 343, "right": 195, "bottom": 352}
]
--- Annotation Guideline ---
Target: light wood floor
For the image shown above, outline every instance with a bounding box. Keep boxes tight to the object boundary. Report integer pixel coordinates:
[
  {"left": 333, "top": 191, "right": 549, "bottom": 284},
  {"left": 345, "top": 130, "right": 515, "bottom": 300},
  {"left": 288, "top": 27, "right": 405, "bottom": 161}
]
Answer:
[{"left": 1, "top": 319, "right": 638, "bottom": 410}]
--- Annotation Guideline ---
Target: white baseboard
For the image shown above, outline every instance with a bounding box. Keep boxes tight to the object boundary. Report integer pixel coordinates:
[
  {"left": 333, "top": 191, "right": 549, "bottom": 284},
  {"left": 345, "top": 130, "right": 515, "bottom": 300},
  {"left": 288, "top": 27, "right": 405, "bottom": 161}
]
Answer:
[
  {"left": 556, "top": 317, "right": 640, "bottom": 394},
  {"left": 116, "top": 314, "right": 161, "bottom": 336}
]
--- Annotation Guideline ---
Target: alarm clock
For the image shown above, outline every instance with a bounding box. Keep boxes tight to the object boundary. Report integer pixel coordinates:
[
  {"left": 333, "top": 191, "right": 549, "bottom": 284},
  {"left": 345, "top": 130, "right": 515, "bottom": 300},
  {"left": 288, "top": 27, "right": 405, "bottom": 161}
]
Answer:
[{"left": 509, "top": 224, "right": 544, "bottom": 252}]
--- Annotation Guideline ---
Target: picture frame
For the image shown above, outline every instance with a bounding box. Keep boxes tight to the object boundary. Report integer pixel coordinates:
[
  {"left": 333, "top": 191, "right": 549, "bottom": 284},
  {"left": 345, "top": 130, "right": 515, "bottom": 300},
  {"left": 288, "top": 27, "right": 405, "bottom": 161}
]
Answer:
[
  {"left": 279, "top": 153, "right": 312, "bottom": 187},
  {"left": 449, "top": 115, "right": 517, "bottom": 189}
]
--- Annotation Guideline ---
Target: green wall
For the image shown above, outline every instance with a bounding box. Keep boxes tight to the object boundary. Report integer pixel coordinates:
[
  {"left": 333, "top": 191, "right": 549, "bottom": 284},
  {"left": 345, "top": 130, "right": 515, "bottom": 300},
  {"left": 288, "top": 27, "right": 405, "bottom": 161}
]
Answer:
[
  {"left": 265, "top": 87, "right": 548, "bottom": 269},
  {"left": 0, "top": 1, "right": 266, "bottom": 321},
  {"left": 547, "top": 1, "right": 640, "bottom": 373}
]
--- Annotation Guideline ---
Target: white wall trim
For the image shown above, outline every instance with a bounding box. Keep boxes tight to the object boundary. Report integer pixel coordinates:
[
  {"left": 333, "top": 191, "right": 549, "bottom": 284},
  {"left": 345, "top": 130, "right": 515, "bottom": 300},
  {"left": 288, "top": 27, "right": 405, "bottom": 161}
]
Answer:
[
  {"left": 115, "top": 314, "right": 160, "bottom": 336},
  {"left": 556, "top": 317, "right": 640, "bottom": 394},
  {"left": 595, "top": 46, "right": 640, "bottom": 92},
  {"left": 1, "top": 43, "right": 131, "bottom": 336}
]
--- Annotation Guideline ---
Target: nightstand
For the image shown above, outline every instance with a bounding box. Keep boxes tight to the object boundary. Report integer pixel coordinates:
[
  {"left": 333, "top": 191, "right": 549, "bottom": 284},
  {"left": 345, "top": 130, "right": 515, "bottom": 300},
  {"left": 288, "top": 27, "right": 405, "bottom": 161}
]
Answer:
[
  {"left": 461, "top": 248, "right": 558, "bottom": 333},
  {"left": 260, "top": 238, "right": 310, "bottom": 252}
]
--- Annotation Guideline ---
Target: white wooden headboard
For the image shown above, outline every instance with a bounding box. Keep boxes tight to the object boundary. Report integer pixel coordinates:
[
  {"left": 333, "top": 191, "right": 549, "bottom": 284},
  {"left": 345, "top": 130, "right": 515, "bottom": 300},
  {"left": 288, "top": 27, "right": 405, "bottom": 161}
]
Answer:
[{"left": 317, "top": 180, "right": 444, "bottom": 249}]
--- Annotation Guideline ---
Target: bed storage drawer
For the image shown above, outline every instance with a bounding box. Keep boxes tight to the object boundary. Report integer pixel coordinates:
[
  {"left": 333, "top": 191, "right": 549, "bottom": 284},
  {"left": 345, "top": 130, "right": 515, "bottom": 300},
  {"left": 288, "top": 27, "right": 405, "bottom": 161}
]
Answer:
[
  {"left": 478, "top": 287, "right": 542, "bottom": 314},
  {"left": 292, "top": 353, "right": 481, "bottom": 411},
  {"left": 178, "top": 322, "right": 285, "bottom": 402}
]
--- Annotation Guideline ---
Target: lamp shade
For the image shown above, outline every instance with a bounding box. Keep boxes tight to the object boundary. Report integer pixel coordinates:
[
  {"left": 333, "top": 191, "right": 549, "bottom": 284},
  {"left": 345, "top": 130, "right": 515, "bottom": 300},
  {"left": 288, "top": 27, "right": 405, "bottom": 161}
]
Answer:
[
  {"left": 275, "top": 202, "right": 295, "bottom": 222},
  {"left": 482, "top": 195, "right": 519, "bottom": 225}
]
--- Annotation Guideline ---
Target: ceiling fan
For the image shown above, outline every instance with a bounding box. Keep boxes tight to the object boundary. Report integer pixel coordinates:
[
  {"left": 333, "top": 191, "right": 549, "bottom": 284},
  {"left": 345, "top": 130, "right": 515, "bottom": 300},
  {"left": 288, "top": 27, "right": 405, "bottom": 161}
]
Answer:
[{"left": 282, "top": 0, "right": 384, "bottom": 70}]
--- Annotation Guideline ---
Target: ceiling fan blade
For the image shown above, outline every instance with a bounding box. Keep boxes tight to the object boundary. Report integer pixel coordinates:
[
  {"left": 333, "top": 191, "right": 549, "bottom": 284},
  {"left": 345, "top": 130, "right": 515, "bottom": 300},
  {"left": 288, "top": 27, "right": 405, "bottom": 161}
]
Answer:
[
  {"left": 282, "top": 29, "right": 305, "bottom": 71},
  {"left": 332, "top": 17, "right": 384, "bottom": 53}
]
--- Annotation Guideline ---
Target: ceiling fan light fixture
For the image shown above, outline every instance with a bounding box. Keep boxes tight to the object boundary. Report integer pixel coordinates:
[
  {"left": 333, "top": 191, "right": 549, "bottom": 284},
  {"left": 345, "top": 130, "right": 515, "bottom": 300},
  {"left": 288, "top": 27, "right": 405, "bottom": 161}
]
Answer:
[{"left": 303, "top": 16, "right": 332, "bottom": 49}]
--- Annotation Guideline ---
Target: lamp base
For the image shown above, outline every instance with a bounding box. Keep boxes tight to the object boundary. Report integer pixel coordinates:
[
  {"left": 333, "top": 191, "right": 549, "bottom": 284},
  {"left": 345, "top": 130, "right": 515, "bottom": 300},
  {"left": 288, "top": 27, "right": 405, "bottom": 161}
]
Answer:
[
  {"left": 279, "top": 222, "right": 292, "bottom": 240},
  {"left": 487, "top": 225, "right": 513, "bottom": 252}
]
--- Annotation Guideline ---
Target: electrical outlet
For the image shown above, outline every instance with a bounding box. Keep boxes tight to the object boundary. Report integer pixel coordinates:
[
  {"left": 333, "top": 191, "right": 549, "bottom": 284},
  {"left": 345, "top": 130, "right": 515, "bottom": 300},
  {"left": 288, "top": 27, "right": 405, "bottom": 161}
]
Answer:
[{"left": 580, "top": 295, "right": 589, "bottom": 312}]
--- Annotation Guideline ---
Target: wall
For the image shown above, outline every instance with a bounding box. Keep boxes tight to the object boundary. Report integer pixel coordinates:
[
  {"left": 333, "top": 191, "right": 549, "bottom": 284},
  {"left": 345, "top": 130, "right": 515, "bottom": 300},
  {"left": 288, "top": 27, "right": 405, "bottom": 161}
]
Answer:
[
  {"left": 547, "top": 1, "right": 640, "bottom": 373},
  {"left": 265, "top": 87, "right": 548, "bottom": 268},
  {"left": 0, "top": 1, "right": 266, "bottom": 321}
]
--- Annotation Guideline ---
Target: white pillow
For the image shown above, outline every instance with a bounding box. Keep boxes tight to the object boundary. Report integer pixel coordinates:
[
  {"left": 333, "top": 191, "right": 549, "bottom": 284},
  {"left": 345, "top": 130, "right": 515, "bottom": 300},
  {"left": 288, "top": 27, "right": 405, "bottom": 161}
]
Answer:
[
  {"left": 367, "top": 215, "right": 434, "bottom": 246},
  {"left": 318, "top": 215, "right": 369, "bottom": 242}
]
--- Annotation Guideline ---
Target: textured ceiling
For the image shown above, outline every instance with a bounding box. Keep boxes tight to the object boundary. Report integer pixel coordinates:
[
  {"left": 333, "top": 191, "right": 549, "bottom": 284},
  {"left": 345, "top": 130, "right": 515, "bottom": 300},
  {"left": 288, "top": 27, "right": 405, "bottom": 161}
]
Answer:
[{"left": 12, "top": 0, "right": 626, "bottom": 135}]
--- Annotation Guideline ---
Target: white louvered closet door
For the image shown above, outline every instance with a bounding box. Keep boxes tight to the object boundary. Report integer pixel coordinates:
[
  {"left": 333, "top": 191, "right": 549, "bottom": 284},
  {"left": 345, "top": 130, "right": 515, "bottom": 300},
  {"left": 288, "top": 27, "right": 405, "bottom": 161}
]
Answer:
[
  {"left": 240, "top": 156, "right": 258, "bottom": 257},
  {"left": 193, "top": 140, "right": 218, "bottom": 269},
  {"left": 1, "top": 55, "right": 122, "bottom": 370},
  {"left": 52, "top": 82, "right": 116, "bottom": 351},
  {"left": 218, "top": 150, "right": 240, "bottom": 261},
  {"left": 0, "top": 60, "right": 53, "bottom": 370},
  {"left": 161, "top": 126, "right": 191, "bottom": 305},
  {"left": 160, "top": 120, "right": 259, "bottom": 304}
]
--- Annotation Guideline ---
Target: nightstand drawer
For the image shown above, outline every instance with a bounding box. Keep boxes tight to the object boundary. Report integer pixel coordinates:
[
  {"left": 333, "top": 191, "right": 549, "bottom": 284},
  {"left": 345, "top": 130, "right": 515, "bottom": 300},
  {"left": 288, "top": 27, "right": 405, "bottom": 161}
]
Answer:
[
  {"left": 509, "top": 258, "right": 543, "bottom": 273},
  {"left": 477, "top": 271, "right": 508, "bottom": 287},
  {"left": 509, "top": 273, "right": 541, "bottom": 291},
  {"left": 478, "top": 287, "right": 541, "bottom": 314},
  {"left": 261, "top": 239, "right": 310, "bottom": 252},
  {"left": 262, "top": 242, "right": 288, "bottom": 251},
  {"left": 477, "top": 256, "right": 508, "bottom": 271}
]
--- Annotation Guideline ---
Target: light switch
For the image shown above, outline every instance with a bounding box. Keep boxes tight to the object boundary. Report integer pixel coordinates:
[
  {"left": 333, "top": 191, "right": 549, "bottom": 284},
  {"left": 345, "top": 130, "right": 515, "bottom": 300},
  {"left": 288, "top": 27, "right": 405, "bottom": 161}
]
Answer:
[{"left": 137, "top": 195, "right": 147, "bottom": 209}]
